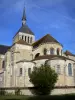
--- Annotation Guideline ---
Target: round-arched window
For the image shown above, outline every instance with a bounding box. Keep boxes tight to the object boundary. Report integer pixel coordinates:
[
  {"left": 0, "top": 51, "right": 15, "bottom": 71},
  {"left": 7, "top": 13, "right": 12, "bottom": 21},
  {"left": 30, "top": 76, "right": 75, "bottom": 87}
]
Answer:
[
  {"left": 68, "top": 63, "right": 72, "bottom": 76},
  {"left": 25, "top": 36, "right": 26, "bottom": 41},
  {"left": 28, "top": 68, "right": 31, "bottom": 76},
  {"left": 61, "top": 50, "right": 62, "bottom": 56},
  {"left": 28, "top": 37, "right": 29, "bottom": 43},
  {"left": 43, "top": 48, "right": 47, "bottom": 55},
  {"left": 35, "top": 53, "right": 40, "bottom": 58},
  {"left": 57, "top": 48, "right": 60, "bottom": 55},
  {"left": 30, "top": 37, "right": 32, "bottom": 43},
  {"left": 22, "top": 35, "right": 23, "bottom": 40},
  {"left": 2, "top": 61, "right": 5, "bottom": 68},
  {"left": 50, "top": 48, "right": 54, "bottom": 55}
]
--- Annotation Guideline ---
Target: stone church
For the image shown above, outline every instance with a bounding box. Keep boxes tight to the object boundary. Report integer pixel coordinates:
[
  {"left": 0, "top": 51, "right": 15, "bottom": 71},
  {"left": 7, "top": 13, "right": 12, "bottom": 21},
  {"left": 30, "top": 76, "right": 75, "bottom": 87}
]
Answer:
[{"left": 0, "top": 8, "right": 75, "bottom": 94}]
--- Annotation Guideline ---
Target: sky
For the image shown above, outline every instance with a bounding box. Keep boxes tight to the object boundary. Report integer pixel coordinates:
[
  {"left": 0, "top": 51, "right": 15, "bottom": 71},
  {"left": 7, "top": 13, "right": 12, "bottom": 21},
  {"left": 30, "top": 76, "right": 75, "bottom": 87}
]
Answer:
[{"left": 0, "top": 0, "right": 75, "bottom": 53}]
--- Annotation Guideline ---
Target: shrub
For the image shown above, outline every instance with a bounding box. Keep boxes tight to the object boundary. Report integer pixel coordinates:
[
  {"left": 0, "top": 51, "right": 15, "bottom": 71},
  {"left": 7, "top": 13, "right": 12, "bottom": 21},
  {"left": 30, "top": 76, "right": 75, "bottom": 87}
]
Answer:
[
  {"left": 15, "top": 88, "right": 21, "bottom": 95},
  {"left": 0, "top": 89, "right": 6, "bottom": 95},
  {"left": 6, "top": 91, "right": 14, "bottom": 95},
  {"left": 29, "top": 64, "right": 58, "bottom": 95}
]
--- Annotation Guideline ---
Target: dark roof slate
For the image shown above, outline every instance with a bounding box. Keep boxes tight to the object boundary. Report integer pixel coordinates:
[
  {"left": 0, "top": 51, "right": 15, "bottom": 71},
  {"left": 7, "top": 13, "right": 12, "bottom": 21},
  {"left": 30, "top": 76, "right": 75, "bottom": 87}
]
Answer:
[
  {"left": 0, "top": 45, "right": 10, "bottom": 55},
  {"left": 32, "top": 34, "right": 62, "bottom": 48},
  {"left": 13, "top": 25, "right": 34, "bottom": 38}
]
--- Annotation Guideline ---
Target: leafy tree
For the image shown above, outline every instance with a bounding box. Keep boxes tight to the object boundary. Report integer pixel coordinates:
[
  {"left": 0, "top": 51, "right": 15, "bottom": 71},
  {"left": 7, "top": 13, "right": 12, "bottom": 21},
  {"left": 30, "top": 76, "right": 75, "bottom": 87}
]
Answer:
[{"left": 29, "top": 64, "right": 58, "bottom": 95}]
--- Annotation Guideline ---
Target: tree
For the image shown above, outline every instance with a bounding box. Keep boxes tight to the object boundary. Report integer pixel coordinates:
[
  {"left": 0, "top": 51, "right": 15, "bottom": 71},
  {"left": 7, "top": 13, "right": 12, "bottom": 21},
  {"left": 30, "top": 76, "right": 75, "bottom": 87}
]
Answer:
[{"left": 29, "top": 64, "right": 58, "bottom": 95}]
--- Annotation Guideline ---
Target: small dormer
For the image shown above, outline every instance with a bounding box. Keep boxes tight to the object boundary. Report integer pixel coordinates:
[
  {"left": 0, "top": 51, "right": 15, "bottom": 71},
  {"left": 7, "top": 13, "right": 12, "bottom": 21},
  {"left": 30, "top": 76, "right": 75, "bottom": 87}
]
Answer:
[{"left": 13, "top": 7, "right": 35, "bottom": 44}]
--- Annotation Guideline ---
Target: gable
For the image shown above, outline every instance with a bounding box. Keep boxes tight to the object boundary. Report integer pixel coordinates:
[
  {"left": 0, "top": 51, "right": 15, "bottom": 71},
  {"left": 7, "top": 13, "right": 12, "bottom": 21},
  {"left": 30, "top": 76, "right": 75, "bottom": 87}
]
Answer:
[{"left": 32, "top": 34, "right": 63, "bottom": 48}]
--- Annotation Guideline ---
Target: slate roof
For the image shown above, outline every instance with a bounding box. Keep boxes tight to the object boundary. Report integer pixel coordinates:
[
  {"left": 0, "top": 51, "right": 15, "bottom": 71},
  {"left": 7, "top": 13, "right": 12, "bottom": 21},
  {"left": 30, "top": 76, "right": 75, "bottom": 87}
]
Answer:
[
  {"left": 13, "top": 25, "right": 34, "bottom": 38},
  {"left": 32, "top": 34, "right": 62, "bottom": 48},
  {"left": 64, "top": 50, "right": 75, "bottom": 56},
  {"left": 32, "top": 55, "right": 75, "bottom": 62},
  {"left": 0, "top": 45, "right": 10, "bottom": 55}
]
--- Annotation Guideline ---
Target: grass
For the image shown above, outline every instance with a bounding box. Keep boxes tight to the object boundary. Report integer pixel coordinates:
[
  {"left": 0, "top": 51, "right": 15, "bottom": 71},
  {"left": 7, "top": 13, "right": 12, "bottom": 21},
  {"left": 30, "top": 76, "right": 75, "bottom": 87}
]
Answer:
[
  {"left": 28, "top": 94, "right": 75, "bottom": 100},
  {"left": 0, "top": 95, "right": 29, "bottom": 100},
  {"left": 0, "top": 94, "right": 75, "bottom": 100}
]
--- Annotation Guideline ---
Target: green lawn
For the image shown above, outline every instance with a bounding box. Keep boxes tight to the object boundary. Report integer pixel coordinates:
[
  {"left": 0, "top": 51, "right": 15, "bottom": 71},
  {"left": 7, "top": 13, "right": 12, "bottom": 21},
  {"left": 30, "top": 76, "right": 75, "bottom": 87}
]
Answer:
[
  {"left": 0, "top": 94, "right": 75, "bottom": 100},
  {"left": 0, "top": 95, "right": 29, "bottom": 100}
]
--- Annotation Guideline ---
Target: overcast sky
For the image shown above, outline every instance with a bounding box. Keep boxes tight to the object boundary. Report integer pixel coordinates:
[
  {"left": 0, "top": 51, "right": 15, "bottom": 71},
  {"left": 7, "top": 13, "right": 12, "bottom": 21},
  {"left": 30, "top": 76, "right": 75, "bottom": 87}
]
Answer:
[{"left": 0, "top": 0, "right": 75, "bottom": 53}]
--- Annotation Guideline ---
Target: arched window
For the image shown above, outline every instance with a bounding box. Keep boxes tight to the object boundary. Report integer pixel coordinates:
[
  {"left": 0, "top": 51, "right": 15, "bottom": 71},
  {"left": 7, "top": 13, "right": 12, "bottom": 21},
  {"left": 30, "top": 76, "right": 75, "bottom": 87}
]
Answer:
[
  {"left": 28, "top": 37, "right": 29, "bottom": 43},
  {"left": 50, "top": 48, "right": 54, "bottom": 55},
  {"left": 61, "top": 50, "right": 62, "bottom": 56},
  {"left": 35, "top": 53, "right": 40, "bottom": 58},
  {"left": 73, "top": 63, "right": 75, "bottom": 83},
  {"left": 28, "top": 68, "right": 31, "bottom": 76},
  {"left": 20, "top": 68, "right": 22, "bottom": 75},
  {"left": 43, "top": 48, "right": 47, "bottom": 55},
  {"left": 68, "top": 63, "right": 72, "bottom": 76},
  {"left": 30, "top": 37, "right": 32, "bottom": 43},
  {"left": 22, "top": 35, "right": 23, "bottom": 40},
  {"left": 25, "top": 36, "right": 26, "bottom": 41},
  {"left": 2, "top": 61, "right": 5, "bottom": 68},
  {"left": 57, "top": 48, "right": 60, "bottom": 55}
]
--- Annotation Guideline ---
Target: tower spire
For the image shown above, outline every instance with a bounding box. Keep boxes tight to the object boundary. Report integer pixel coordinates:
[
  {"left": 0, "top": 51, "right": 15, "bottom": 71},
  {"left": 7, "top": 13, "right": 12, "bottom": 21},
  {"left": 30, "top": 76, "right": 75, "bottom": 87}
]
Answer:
[{"left": 22, "top": 6, "right": 26, "bottom": 26}]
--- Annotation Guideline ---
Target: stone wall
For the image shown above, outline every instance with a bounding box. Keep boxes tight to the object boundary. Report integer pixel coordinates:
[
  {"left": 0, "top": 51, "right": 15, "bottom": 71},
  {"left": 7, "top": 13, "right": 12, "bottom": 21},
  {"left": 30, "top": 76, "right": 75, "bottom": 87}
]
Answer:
[
  {"left": 33, "top": 43, "right": 62, "bottom": 59},
  {"left": 14, "top": 88, "right": 75, "bottom": 95},
  {"left": 34, "top": 59, "right": 75, "bottom": 86},
  {"left": 0, "top": 72, "right": 4, "bottom": 87},
  {"left": 0, "top": 54, "right": 5, "bottom": 70}
]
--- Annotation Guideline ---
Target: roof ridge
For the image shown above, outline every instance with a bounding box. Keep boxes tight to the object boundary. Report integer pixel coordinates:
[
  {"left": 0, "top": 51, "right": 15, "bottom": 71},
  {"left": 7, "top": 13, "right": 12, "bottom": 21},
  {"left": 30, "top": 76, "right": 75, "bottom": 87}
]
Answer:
[
  {"left": 32, "top": 34, "right": 49, "bottom": 45},
  {"left": 32, "top": 34, "right": 62, "bottom": 48}
]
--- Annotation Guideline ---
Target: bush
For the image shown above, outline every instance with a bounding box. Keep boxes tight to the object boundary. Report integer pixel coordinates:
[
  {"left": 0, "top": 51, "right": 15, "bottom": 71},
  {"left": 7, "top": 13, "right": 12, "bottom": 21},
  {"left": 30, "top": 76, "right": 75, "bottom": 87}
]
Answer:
[
  {"left": 0, "top": 89, "right": 6, "bottom": 95},
  {"left": 6, "top": 92, "right": 14, "bottom": 95},
  {"left": 15, "top": 88, "right": 21, "bottom": 95},
  {"left": 29, "top": 64, "right": 58, "bottom": 95}
]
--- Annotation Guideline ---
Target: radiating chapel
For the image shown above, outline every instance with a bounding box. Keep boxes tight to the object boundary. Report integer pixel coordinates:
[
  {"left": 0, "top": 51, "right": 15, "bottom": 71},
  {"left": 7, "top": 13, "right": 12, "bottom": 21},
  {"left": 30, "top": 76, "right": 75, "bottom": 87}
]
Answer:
[{"left": 0, "top": 8, "right": 75, "bottom": 94}]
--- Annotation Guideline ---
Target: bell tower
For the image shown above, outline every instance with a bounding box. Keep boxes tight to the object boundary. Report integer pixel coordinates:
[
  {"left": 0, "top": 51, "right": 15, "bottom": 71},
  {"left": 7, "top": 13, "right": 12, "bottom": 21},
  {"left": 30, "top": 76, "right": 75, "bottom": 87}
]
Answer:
[{"left": 13, "top": 7, "right": 35, "bottom": 44}]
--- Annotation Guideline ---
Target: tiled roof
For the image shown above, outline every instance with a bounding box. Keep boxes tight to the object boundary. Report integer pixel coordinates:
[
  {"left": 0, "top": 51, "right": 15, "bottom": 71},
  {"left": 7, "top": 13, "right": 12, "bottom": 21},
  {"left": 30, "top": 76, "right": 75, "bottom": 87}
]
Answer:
[
  {"left": 13, "top": 25, "right": 34, "bottom": 38},
  {"left": 32, "top": 34, "right": 62, "bottom": 48},
  {"left": 32, "top": 55, "right": 75, "bottom": 62},
  {"left": 0, "top": 45, "right": 10, "bottom": 55},
  {"left": 64, "top": 50, "right": 75, "bottom": 56},
  {"left": 15, "top": 39, "right": 31, "bottom": 46}
]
